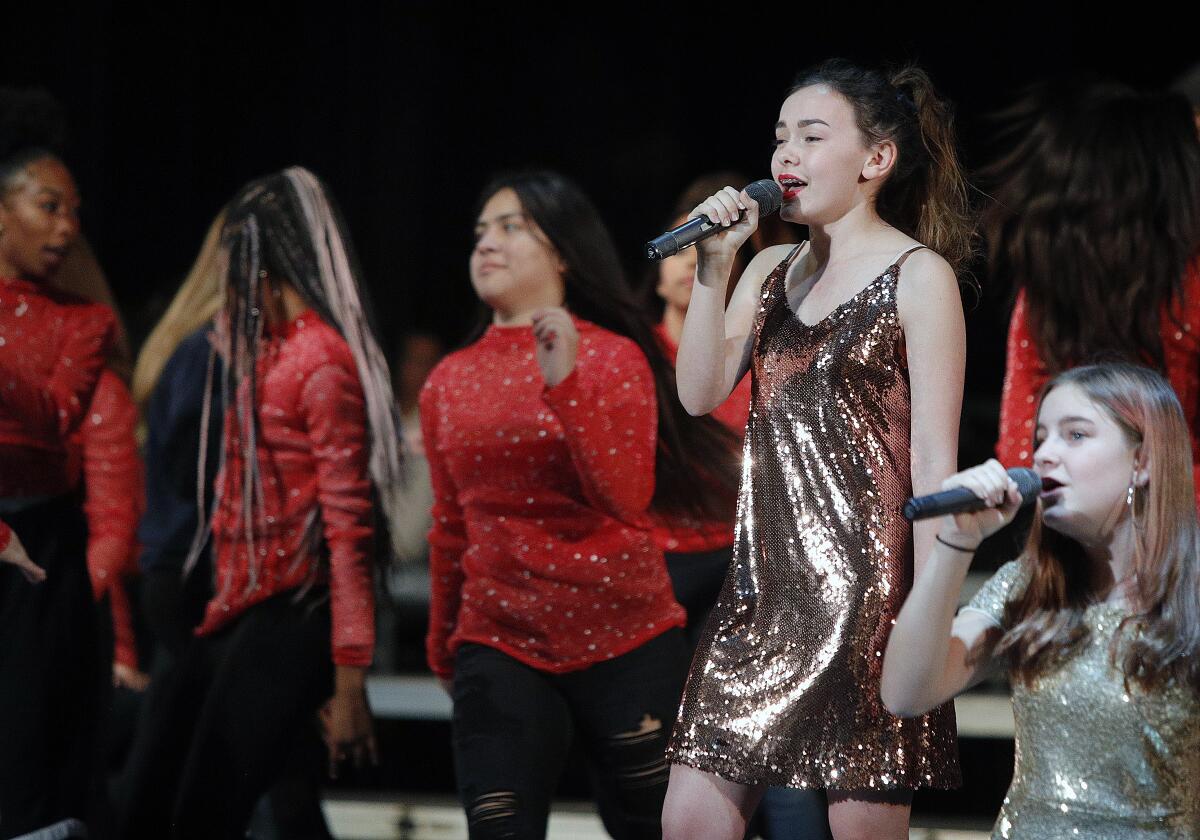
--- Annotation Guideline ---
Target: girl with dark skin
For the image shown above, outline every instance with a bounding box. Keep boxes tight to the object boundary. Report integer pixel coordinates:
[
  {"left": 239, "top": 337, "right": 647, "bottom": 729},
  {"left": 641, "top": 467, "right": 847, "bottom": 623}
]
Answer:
[{"left": 0, "top": 90, "right": 116, "bottom": 837}]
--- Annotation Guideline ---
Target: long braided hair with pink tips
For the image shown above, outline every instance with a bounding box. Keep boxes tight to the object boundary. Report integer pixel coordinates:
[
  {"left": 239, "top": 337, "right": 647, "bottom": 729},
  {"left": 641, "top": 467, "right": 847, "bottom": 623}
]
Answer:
[{"left": 186, "top": 167, "right": 404, "bottom": 593}]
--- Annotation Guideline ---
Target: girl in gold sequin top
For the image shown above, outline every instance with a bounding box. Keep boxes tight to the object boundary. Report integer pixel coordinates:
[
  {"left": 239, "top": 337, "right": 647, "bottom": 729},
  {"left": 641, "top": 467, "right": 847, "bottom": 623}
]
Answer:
[
  {"left": 883, "top": 363, "right": 1200, "bottom": 839},
  {"left": 663, "top": 59, "right": 975, "bottom": 840}
]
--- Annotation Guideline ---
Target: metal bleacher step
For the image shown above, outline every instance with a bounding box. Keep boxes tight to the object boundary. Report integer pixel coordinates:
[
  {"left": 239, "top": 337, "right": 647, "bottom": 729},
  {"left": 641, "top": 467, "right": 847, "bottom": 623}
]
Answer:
[
  {"left": 366, "top": 673, "right": 1015, "bottom": 739},
  {"left": 321, "top": 798, "right": 993, "bottom": 840}
]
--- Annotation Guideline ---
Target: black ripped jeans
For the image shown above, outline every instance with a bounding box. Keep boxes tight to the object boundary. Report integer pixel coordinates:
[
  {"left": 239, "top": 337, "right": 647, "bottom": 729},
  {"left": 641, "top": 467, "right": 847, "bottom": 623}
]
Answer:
[{"left": 451, "top": 629, "right": 688, "bottom": 840}]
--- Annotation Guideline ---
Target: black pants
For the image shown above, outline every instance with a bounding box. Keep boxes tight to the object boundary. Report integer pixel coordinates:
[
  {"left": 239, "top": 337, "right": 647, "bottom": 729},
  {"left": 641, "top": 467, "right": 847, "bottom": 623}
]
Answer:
[
  {"left": 139, "top": 561, "right": 212, "bottom": 662},
  {"left": 0, "top": 496, "right": 102, "bottom": 839},
  {"left": 451, "top": 629, "right": 689, "bottom": 840},
  {"left": 665, "top": 546, "right": 732, "bottom": 654},
  {"left": 118, "top": 589, "right": 334, "bottom": 840}
]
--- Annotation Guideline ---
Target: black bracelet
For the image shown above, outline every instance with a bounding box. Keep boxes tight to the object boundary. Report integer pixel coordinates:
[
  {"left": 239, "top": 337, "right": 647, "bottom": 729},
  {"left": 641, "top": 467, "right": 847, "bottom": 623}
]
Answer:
[{"left": 936, "top": 534, "right": 978, "bottom": 554}]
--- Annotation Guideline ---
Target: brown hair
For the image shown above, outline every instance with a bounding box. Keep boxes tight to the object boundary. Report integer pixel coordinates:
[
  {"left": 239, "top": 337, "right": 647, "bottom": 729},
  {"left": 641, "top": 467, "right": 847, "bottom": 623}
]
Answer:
[
  {"left": 999, "top": 363, "right": 1200, "bottom": 693},
  {"left": 791, "top": 59, "right": 976, "bottom": 274},
  {"left": 980, "top": 80, "right": 1200, "bottom": 372}
]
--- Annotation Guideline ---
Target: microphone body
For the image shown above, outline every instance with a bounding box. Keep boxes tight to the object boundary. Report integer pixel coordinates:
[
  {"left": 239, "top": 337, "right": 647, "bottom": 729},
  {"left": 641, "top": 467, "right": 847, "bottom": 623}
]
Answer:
[
  {"left": 645, "top": 179, "right": 783, "bottom": 260},
  {"left": 903, "top": 467, "right": 1042, "bottom": 522}
]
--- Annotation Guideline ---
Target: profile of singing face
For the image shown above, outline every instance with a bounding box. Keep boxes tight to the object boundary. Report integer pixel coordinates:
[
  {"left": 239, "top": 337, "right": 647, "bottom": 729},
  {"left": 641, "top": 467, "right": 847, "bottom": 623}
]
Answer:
[
  {"left": 771, "top": 84, "right": 895, "bottom": 227},
  {"left": 1033, "top": 382, "right": 1147, "bottom": 544}
]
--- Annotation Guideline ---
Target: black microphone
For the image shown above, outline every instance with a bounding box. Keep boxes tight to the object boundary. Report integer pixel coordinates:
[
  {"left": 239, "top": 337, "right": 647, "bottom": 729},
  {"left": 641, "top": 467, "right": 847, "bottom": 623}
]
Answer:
[
  {"left": 903, "top": 467, "right": 1043, "bottom": 522},
  {"left": 645, "top": 179, "right": 783, "bottom": 261}
]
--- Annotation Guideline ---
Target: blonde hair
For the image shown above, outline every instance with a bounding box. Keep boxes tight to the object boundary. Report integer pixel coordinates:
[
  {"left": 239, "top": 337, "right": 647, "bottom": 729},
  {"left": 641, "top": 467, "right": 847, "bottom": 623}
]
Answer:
[{"left": 131, "top": 210, "right": 226, "bottom": 406}]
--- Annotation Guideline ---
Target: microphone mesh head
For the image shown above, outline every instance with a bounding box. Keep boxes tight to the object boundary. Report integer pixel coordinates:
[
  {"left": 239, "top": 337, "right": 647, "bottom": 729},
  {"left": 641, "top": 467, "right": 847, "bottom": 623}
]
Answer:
[
  {"left": 745, "top": 179, "right": 783, "bottom": 216},
  {"left": 1007, "top": 467, "right": 1043, "bottom": 504}
]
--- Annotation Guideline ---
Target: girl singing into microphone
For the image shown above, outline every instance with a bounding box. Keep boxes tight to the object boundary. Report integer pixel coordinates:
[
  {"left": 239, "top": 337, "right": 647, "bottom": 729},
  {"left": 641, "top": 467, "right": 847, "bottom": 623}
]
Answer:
[
  {"left": 662, "top": 59, "right": 974, "bottom": 840},
  {"left": 882, "top": 363, "right": 1200, "bottom": 839}
]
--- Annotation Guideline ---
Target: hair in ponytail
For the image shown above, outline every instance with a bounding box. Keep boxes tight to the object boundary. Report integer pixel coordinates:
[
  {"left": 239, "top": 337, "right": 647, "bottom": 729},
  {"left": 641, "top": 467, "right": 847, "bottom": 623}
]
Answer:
[{"left": 791, "top": 59, "right": 976, "bottom": 274}]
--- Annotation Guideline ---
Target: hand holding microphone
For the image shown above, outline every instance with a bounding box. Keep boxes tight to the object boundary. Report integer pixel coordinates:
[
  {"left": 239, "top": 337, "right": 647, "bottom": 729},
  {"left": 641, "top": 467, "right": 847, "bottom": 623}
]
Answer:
[
  {"left": 646, "top": 180, "right": 783, "bottom": 261},
  {"left": 904, "top": 461, "right": 1041, "bottom": 548}
]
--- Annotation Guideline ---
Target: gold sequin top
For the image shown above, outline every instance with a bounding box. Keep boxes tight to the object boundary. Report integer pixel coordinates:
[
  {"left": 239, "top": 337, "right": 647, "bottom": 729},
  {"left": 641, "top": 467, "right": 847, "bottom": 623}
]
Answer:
[
  {"left": 668, "top": 245, "right": 960, "bottom": 790},
  {"left": 965, "top": 561, "right": 1200, "bottom": 838}
]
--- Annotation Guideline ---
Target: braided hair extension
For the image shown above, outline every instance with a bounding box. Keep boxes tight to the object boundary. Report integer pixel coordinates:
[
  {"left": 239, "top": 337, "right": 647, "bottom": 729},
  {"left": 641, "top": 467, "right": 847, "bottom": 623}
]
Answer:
[{"left": 186, "top": 167, "right": 404, "bottom": 592}]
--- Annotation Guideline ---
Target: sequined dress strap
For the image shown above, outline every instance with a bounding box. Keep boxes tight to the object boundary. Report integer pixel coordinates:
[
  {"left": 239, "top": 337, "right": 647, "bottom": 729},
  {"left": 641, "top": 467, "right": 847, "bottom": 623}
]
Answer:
[
  {"left": 892, "top": 245, "right": 927, "bottom": 271},
  {"left": 754, "top": 243, "right": 807, "bottom": 333}
]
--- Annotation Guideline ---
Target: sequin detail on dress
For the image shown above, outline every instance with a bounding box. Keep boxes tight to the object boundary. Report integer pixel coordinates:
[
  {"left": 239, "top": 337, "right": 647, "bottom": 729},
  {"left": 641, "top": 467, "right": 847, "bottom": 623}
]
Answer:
[
  {"left": 667, "top": 246, "right": 961, "bottom": 790},
  {"left": 965, "top": 562, "right": 1200, "bottom": 839}
]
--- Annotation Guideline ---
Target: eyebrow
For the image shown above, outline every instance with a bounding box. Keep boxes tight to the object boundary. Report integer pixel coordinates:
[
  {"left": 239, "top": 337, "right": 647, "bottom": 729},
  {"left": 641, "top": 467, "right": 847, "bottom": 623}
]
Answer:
[
  {"left": 1035, "top": 415, "right": 1097, "bottom": 430},
  {"left": 474, "top": 212, "right": 524, "bottom": 228},
  {"left": 775, "top": 119, "right": 831, "bottom": 129}
]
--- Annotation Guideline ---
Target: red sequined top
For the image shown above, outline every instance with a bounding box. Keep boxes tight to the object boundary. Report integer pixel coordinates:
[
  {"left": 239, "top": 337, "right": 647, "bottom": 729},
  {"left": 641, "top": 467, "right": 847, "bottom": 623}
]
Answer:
[
  {"left": 650, "top": 323, "right": 750, "bottom": 553},
  {"left": 0, "top": 519, "right": 11, "bottom": 552},
  {"left": 196, "top": 311, "right": 375, "bottom": 668},
  {"left": 0, "top": 277, "right": 115, "bottom": 497},
  {"left": 998, "top": 259, "right": 1200, "bottom": 509},
  {"left": 68, "top": 369, "right": 144, "bottom": 669},
  {"left": 421, "top": 317, "right": 685, "bottom": 678}
]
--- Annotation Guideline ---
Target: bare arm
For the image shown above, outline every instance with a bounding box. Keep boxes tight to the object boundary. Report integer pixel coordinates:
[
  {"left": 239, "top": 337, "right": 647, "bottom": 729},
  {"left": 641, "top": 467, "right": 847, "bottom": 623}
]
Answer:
[
  {"left": 674, "top": 184, "right": 796, "bottom": 416},
  {"left": 677, "top": 243, "right": 796, "bottom": 415},
  {"left": 881, "top": 459, "right": 1022, "bottom": 716},
  {"left": 896, "top": 250, "right": 965, "bottom": 580}
]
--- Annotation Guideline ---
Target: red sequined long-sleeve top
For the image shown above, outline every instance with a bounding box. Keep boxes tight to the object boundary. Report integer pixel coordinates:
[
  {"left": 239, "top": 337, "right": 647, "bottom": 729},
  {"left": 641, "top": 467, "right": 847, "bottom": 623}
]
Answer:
[
  {"left": 0, "top": 276, "right": 114, "bottom": 497},
  {"left": 420, "top": 317, "right": 685, "bottom": 678},
  {"left": 68, "top": 369, "right": 145, "bottom": 668},
  {"left": 650, "top": 323, "right": 750, "bottom": 554},
  {"left": 196, "top": 311, "right": 375, "bottom": 668},
  {"left": 999, "top": 259, "right": 1200, "bottom": 510}
]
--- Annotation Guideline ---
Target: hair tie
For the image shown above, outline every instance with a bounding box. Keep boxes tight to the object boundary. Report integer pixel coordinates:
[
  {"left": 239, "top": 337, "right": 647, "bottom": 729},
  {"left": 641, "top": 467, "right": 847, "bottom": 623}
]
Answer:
[{"left": 895, "top": 90, "right": 917, "bottom": 116}]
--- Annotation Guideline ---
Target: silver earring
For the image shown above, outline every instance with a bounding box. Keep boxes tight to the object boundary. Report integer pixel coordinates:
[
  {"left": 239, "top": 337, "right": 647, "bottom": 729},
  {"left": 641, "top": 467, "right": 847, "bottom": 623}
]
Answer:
[{"left": 1127, "top": 473, "right": 1136, "bottom": 507}]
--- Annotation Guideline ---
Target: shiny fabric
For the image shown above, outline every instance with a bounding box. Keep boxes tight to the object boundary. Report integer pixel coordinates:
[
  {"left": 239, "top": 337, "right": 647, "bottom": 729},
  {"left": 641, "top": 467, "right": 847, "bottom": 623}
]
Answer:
[
  {"left": 0, "top": 276, "right": 114, "bottom": 498},
  {"left": 964, "top": 562, "right": 1200, "bottom": 839},
  {"left": 197, "top": 310, "right": 375, "bottom": 668},
  {"left": 651, "top": 323, "right": 749, "bottom": 554},
  {"left": 420, "top": 317, "right": 684, "bottom": 679},
  {"left": 0, "top": 519, "right": 10, "bottom": 552},
  {"left": 998, "top": 257, "right": 1200, "bottom": 511},
  {"left": 668, "top": 246, "right": 960, "bottom": 790},
  {"left": 68, "top": 369, "right": 144, "bottom": 668}
]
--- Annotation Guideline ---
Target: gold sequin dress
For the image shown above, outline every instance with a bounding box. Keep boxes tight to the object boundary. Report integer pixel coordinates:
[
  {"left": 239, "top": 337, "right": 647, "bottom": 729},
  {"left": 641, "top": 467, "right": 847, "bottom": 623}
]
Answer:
[
  {"left": 964, "top": 562, "right": 1200, "bottom": 839},
  {"left": 667, "top": 245, "right": 961, "bottom": 790}
]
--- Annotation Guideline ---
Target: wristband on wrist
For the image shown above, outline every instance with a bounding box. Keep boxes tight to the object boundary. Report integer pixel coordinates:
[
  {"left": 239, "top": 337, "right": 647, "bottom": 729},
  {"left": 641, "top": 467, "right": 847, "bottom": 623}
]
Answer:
[{"left": 935, "top": 533, "right": 978, "bottom": 554}]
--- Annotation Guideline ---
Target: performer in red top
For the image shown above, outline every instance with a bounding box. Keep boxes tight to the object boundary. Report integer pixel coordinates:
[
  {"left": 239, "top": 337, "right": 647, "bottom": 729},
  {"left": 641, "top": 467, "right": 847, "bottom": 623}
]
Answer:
[
  {"left": 423, "top": 170, "right": 737, "bottom": 839},
  {"left": 69, "top": 368, "right": 147, "bottom": 684},
  {"left": 0, "top": 517, "right": 42, "bottom": 582},
  {"left": 0, "top": 89, "right": 116, "bottom": 838},
  {"left": 987, "top": 82, "right": 1200, "bottom": 510},
  {"left": 119, "top": 167, "right": 403, "bottom": 840}
]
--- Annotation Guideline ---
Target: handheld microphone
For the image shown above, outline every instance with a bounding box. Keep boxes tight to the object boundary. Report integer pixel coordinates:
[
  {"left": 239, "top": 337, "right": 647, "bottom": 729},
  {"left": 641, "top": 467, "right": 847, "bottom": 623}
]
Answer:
[
  {"left": 645, "top": 179, "right": 783, "bottom": 261},
  {"left": 903, "top": 467, "right": 1043, "bottom": 522}
]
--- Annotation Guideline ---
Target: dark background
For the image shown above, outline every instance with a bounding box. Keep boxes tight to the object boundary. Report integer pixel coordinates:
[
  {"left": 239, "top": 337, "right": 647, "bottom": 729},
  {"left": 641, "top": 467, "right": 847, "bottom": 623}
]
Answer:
[{"left": 5, "top": 2, "right": 1197, "bottom": 463}]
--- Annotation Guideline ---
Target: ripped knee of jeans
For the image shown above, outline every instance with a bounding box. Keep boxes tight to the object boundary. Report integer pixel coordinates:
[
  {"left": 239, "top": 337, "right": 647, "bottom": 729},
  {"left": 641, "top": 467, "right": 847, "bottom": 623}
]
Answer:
[
  {"left": 466, "top": 791, "right": 522, "bottom": 839},
  {"left": 604, "top": 713, "right": 670, "bottom": 791}
]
